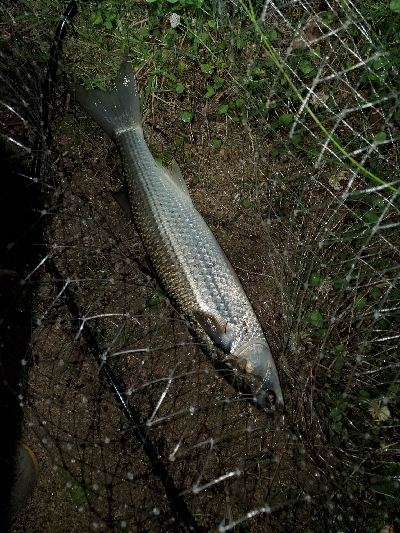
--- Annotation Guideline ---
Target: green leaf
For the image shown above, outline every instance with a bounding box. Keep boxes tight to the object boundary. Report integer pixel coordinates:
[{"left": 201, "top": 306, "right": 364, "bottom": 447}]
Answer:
[
  {"left": 213, "top": 139, "right": 222, "bottom": 148},
  {"left": 149, "top": 295, "right": 160, "bottom": 306},
  {"left": 374, "top": 131, "right": 386, "bottom": 142},
  {"left": 271, "top": 147, "right": 282, "bottom": 157},
  {"left": 219, "top": 104, "right": 229, "bottom": 114},
  {"left": 177, "top": 60, "right": 186, "bottom": 74},
  {"left": 334, "top": 355, "right": 345, "bottom": 370},
  {"left": 362, "top": 210, "right": 379, "bottom": 224},
  {"left": 319, "top": 11, "right": 333, "bottom": 23},
  {"left": 355, "top": 297, "right": 367, "bottom": 309},
  {"left": 279, "top": 113, "right": 293, "bottom": 125},
  {"left": 200, "top": 63, "right": 213, "bottom": 74},
  {"left": 310, "top": 272, "right": 324, "bottom": 286},
  {"left": 373, "top": 57, "right": 390, "bottom": 71},
  {"left": 359, "top": 389, "right": 371, "bottom": 398},
  {"left": 299, "top": 60, "right": 314, "bottom": 74},
  {"left": 369, "top": 287, "right": 382, "bottom": 300},
  {"left": 236, "top": 37, "right": 244, "bottom": 50},
  {"left": 390, "top": 0, "right": 400, "bottom": 12},
  {"left": 240, "top": 198, "right": 251, "bottom": 208},
  {"left": 329, "top": 407, "right": 342, "bottom": 421},
  {"left": 305, "top": 309, "right": 324, "bottom": 328},
  {"left": 205, "top": 85, "right": 215, "bottom": 98},
  {"left": 181, "top": 111, "right": 193, "bottom": 123},
  {"left": 291, "top": 133, "right": 302, "bottom": 145},
  {"left": 175, "top": 82, "right": 185, "bottom": 94},
  {"left": 213, "top": 77, "right": 225, "bottom": 90}
]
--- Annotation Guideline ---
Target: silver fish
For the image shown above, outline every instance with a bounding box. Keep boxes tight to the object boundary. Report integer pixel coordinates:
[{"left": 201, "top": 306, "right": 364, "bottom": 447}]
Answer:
[{"left": 70, "top": 62, "right": 284, "bottom": 412}]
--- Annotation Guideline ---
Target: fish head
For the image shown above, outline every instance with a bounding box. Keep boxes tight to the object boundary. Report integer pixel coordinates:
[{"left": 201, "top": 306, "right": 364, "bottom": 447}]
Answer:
[{"left": 235, "top": 342, "right": 284, "bottom": 413}]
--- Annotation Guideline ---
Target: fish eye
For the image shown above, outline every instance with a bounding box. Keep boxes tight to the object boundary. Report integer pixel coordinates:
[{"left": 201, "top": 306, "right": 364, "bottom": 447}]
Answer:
[{"left": 253, "top": 387, "right": 277, "bottom": 411}]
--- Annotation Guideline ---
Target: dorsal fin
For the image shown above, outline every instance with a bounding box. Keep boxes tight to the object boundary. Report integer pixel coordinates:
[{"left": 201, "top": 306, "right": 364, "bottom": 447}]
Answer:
[{"left": 156, "top": 159, "right": 191, "bottom": 198}]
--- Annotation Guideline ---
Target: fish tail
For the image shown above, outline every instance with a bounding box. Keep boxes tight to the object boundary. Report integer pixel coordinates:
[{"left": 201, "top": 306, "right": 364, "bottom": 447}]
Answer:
[{"left": 69, "top": 62, "right": 141, "bottom": 140}]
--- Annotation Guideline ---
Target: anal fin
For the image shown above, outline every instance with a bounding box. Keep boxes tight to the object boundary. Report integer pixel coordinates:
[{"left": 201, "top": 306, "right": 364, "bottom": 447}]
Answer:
[{"left": 111, "top": 183, "right": 132, "bottom": 220}]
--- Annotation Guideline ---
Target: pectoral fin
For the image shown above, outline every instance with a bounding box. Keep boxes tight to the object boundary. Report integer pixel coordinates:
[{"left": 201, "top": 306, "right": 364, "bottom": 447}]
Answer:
[{"left": 194, "top": 309, "right": 234, "bottom": 352}]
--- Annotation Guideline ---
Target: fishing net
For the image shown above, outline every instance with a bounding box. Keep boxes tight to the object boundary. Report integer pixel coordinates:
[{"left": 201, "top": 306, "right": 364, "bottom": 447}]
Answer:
[{"left": 1, "top": 0, "right": 399, "bottom": 531}]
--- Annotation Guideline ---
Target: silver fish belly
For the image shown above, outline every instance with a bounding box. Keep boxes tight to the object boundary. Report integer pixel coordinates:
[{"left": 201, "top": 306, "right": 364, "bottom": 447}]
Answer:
[{"left": 70, "top": 62, "right": 284, "bottom": 412}]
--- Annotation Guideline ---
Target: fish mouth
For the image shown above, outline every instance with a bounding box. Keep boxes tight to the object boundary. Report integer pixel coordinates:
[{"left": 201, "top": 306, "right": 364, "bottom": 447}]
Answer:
[{"left": 235, "top": 341, "right": 284, "bottom": 413}]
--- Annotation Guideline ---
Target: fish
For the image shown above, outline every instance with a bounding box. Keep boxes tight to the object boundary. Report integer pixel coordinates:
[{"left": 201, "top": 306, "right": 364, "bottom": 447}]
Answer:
[{"left": 69, "top": 62, "right": 284, "bottom": 412}]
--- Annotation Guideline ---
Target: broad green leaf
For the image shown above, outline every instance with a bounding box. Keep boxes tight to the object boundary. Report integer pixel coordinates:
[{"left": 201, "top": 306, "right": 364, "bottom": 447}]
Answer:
[
  {"left": 291, "top": 133, "right": 302, "bottom": 145},
  {"left": 139, "top": 26, "right": 150, "bottom": 37},
  {"left": 181, "top": 111, "right": 193, "bottom": 123},
  {"left": 329, "top": 407, "right": 342, "bottom": 421},
  {"left": 306, "top": 309, "right": 324, "bottom": 328},
  {"left": 236, "top": 37, "right": 244, "bottom": 50},
  {"left": 355, "top": 297, "right": 367, "bottom": 308},
  {"left": 300, "top": 60, "right": 314, "bottom": 74},
  {"left": 271, "top": 147, "right": 282, "bottom": 157},
  {"left": 279, "top": 113, "right": 293, "bottom": 125},
  {"left": 200, "top": 63, "right": 213, "bottom": 74},
  {"left": 369, "top": 287, "right": 382, "bottom": 300},
  {"left": 363, "top": 210, "right": 379, "bottom": 224},
  {"left": 390, "top": 0, "right": 400, "bottom": 11},
  {"left": 374, "top": 131, "right": 386, "bottom": 142},
  {"left": 310, "top": 272, "right": 324, "bottom": 286},
  {"left": 213, "top": 77, "right": 225, "bottom": 90},
  {"left": 205, "top": 85, "right": 215, "bottom": 98}
]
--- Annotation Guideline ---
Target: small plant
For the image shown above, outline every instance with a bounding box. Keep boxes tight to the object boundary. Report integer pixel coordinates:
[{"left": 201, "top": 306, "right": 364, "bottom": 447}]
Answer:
[{"left": 181, "top": 111, "right": 193, "bottom": 123}]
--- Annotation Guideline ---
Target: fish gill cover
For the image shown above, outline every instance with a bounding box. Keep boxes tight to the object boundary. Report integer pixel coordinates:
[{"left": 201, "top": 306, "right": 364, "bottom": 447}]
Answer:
[{"left": 0, "top": 1, "right": 399, "bottom": 532}]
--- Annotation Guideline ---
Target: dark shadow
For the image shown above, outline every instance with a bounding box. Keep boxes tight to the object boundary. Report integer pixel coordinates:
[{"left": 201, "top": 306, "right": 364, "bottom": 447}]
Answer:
[{"left": 0, "top": 139, "right": 44, "bottom": 530}]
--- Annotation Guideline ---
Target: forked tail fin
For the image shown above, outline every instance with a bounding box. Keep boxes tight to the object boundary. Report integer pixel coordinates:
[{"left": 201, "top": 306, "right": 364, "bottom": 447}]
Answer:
[{"left": 69, "top": 62, "right": 142, "bottom": 140}]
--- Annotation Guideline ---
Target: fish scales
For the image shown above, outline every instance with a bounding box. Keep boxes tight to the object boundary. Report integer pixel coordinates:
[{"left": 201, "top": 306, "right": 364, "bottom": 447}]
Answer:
[
  {"left": 117, "top": 129, "right": 265, "bottom": 354},
  {"left": 70, "top": 62, "right": 284, "bottom": 412}
]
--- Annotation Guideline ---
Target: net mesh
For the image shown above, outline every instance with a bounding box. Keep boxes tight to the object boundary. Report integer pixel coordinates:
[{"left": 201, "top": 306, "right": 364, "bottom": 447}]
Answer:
[{"left": 1, "top": 1, "right": 399, "bottom": 532}]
